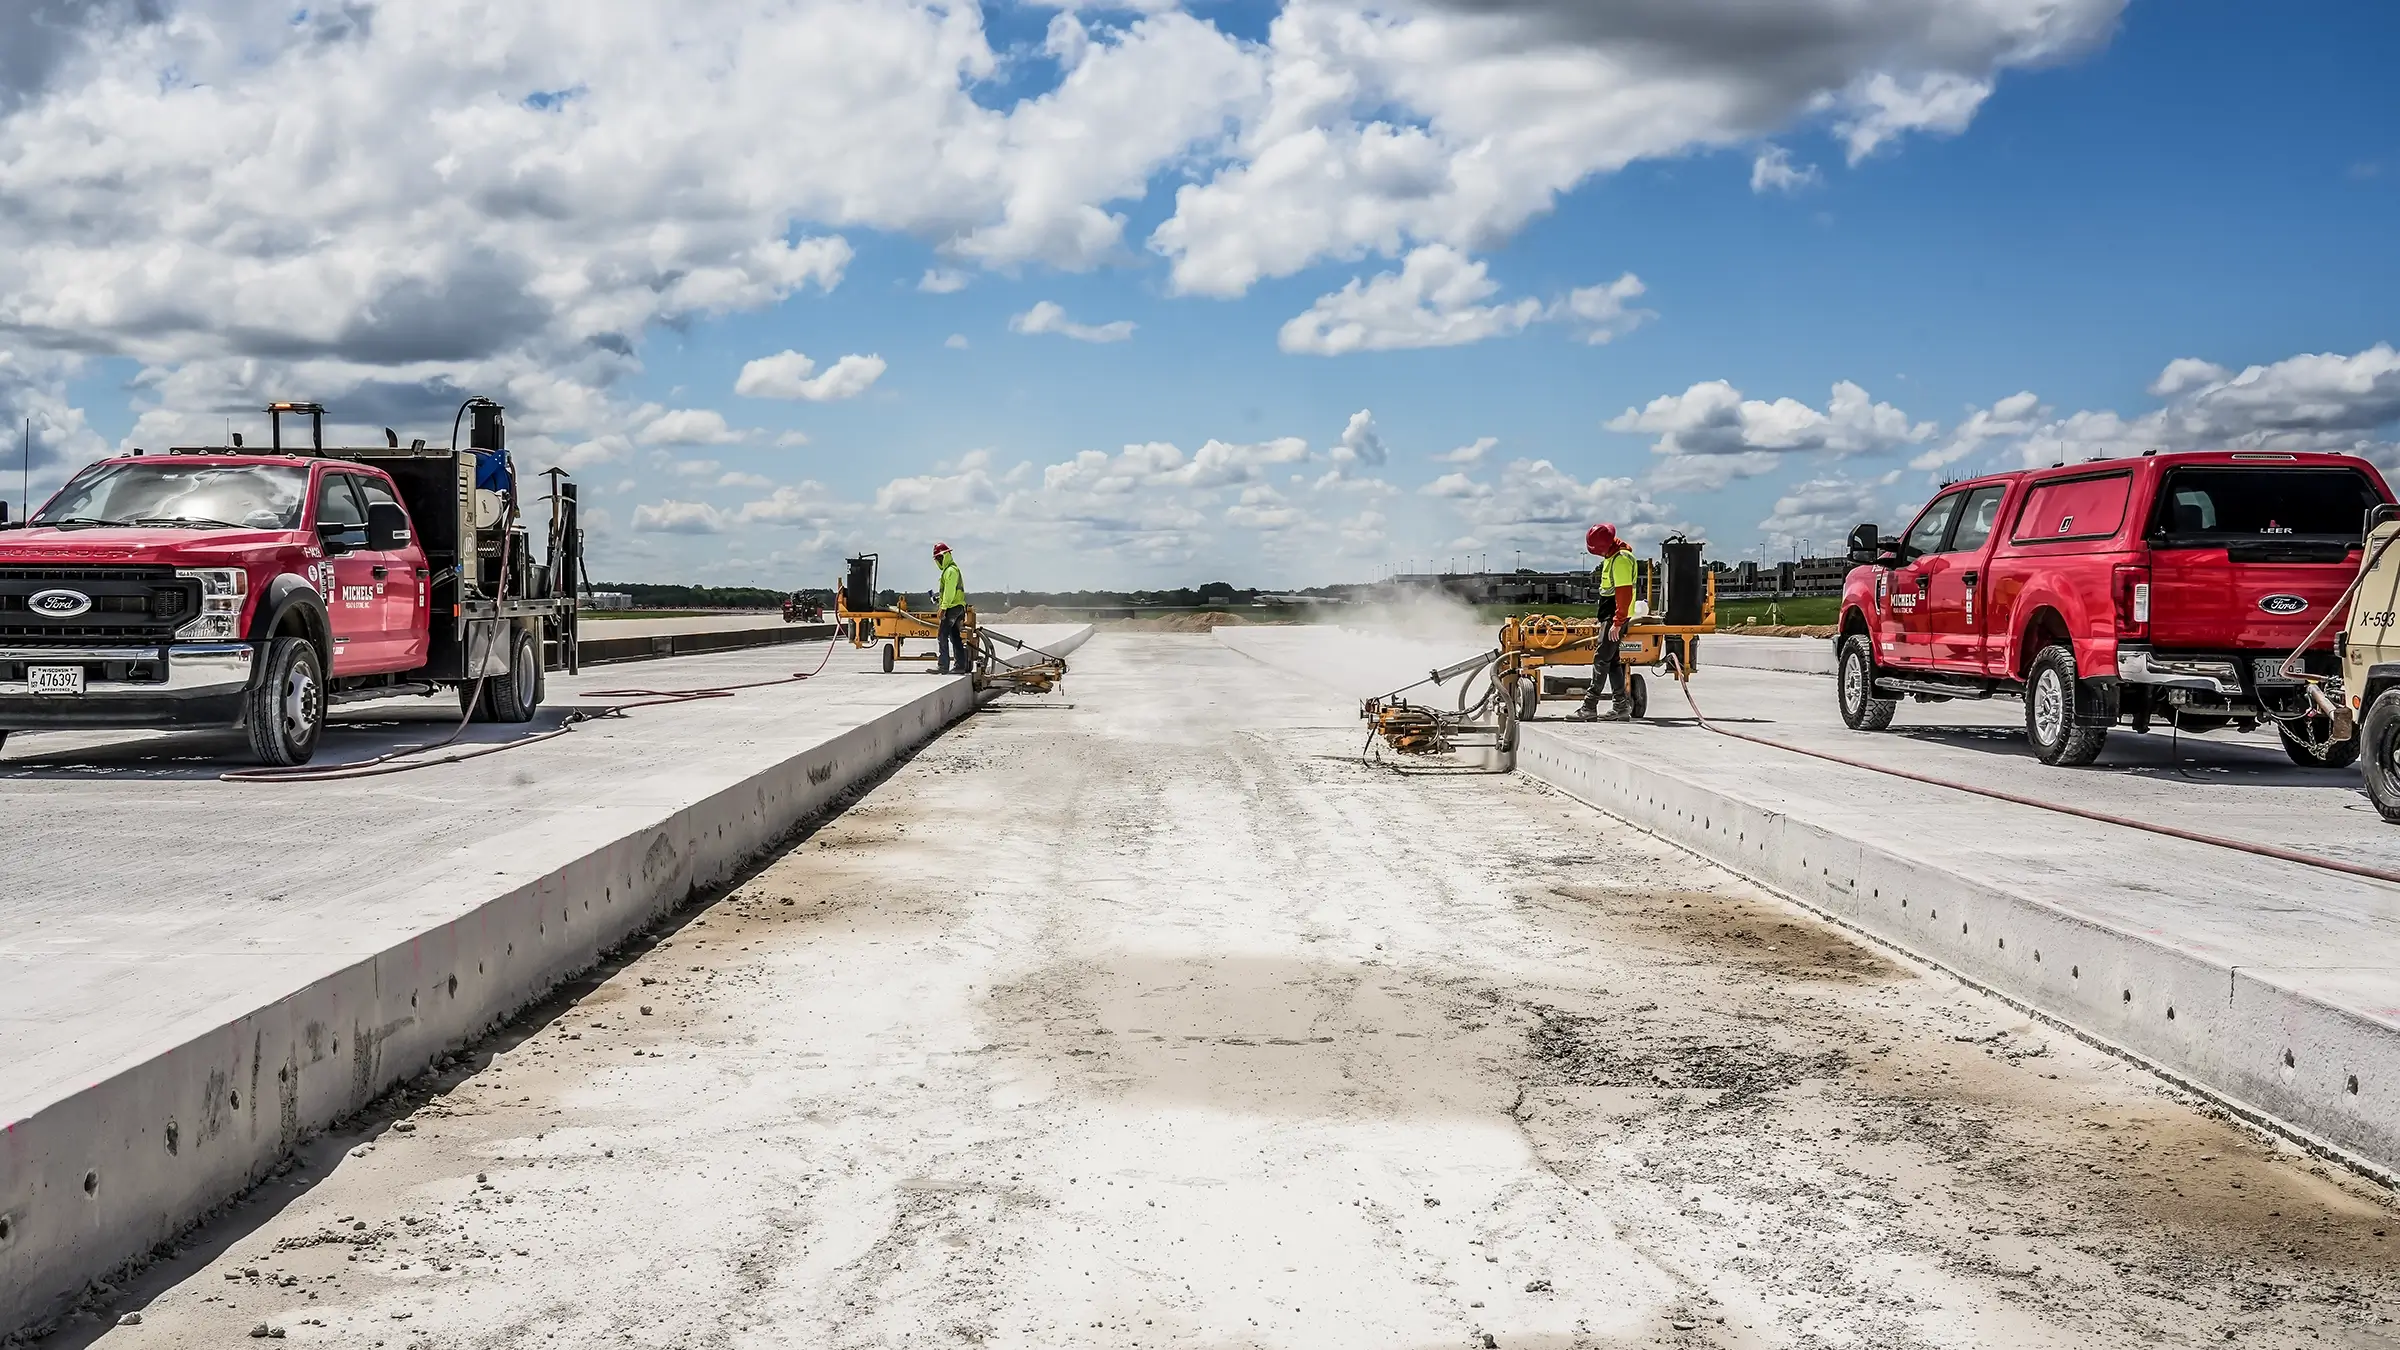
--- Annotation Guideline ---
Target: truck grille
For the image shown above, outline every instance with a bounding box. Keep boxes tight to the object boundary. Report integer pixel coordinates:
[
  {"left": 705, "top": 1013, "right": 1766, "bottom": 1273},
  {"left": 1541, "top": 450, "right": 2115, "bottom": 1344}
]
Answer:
[{"left": 0, "top": 567, "right": 200, "bottom": 644}]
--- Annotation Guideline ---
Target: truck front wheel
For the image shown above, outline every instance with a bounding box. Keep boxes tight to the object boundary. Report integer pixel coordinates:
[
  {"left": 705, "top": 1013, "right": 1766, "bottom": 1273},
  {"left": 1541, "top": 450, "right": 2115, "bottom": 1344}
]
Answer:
[
  {"left": 246, "top": 637, "right": 325, "bottom": 766},
  {"left": 2025, "top": 643, "right": 2108, "bottom": 767},
  {"left": 1837, "top": 635, "right": 1898, "bottom": 732}
]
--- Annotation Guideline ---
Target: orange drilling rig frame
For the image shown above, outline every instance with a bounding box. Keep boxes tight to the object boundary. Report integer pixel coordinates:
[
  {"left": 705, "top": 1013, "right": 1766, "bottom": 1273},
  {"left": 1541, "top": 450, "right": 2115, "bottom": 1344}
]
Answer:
[
  {"left": 835, "top": 552, "right": 1067, "bottom": 694},
  {"left": 1361, "top": 536, "right": 1716, "bottom": 761}
]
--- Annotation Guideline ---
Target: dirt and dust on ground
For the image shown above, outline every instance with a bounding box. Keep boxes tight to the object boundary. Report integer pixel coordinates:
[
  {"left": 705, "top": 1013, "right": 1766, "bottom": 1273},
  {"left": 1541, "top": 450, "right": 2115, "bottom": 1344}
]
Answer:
[
  {"left": 42, "top": 633, "right": 2400, "bottom": 1350},
  {"left": 993, "top": 607, "right": 1273, "bottom": 631}
]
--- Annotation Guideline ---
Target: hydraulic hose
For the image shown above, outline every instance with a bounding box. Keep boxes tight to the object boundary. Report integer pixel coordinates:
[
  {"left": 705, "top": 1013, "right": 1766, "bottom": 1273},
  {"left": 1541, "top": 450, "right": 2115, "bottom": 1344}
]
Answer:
[
  {"left": 217, "top": 631, "right": 842, "bottom": 783},
  {"left": 1656, "top": 654, "right": 2400, "bottom": 889}
]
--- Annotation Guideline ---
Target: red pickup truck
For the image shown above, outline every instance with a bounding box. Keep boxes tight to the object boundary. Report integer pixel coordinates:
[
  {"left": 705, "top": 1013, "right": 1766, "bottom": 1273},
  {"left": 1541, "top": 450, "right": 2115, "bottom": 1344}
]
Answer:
[
  {"left": 0, "top": 400, "right": 579, "bottom": 765},
  {"left": 1835, "top": 450, "right": 2392, "bottom": 766}
]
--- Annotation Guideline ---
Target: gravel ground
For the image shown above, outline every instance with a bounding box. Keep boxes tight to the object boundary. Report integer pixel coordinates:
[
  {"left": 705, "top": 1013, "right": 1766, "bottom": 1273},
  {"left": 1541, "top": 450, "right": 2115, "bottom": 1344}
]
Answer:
[{"left": 39, "top": 634, "right": 2400, "bottom": 1349}]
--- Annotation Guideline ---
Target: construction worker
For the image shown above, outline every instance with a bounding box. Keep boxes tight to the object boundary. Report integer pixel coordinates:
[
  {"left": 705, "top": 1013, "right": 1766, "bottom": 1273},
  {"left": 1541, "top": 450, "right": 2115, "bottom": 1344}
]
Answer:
[
  {"left": 933, "top": 542, "right": 970, "bottom": 676},
  {"left": 1576, "top": 523, "right": 1638, "bottom": 721}
]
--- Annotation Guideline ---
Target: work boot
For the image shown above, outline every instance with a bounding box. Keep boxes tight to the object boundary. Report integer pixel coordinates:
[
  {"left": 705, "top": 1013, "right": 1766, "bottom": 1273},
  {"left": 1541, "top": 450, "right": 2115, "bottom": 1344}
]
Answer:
[
  {"left": 1572, "top": 701, "right": 1599, "bottom": 722},
  {"left": 1600, "top": 698, "right": 1634, "bottom": 722}
]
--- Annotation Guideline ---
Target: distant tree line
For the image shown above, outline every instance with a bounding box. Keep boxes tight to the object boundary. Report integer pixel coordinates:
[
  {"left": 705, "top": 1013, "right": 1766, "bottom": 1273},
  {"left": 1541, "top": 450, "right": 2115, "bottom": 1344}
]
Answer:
[{"left": 588, "top": 582, "right": 790, "bottom": 609}]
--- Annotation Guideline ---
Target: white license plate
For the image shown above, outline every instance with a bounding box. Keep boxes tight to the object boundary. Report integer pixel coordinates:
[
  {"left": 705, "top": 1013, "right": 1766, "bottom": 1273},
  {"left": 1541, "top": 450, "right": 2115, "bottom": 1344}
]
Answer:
[{"left": 28, "top": 666, "right": 84, "bottom": 696}]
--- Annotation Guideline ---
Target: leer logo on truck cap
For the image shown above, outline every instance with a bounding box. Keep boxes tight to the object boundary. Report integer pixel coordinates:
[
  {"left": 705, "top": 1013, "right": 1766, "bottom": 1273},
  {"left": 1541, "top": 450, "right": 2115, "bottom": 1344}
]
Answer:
[
  {"left": 28, "top": 588, "right": 92, "bottom": 617},
  {"left": 2259, "top": 594, "right": 2308, "bottom": 615}
]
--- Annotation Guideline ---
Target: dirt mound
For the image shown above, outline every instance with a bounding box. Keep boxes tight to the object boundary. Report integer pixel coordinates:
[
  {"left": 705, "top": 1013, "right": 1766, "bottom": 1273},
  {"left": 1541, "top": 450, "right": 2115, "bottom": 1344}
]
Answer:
[
  {"left": 992, "top": 606, "right": 1076, "bottom": 623},
  {"left": 1110, "top": 611, "right": 1253, "bottom": 632},
  {"left": 1728, "top": 624, "right": 1838, "bottom": 639}
]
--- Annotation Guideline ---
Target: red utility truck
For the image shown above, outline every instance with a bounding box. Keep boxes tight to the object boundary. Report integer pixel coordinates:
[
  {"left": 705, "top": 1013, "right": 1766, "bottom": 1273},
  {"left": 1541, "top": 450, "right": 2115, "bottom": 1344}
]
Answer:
[
  {"left": 1834, "top": 450, "right": 2392, "bottom": 767},
  {"left": 0, "top": 400, "right": 580, "bottom": 765}
]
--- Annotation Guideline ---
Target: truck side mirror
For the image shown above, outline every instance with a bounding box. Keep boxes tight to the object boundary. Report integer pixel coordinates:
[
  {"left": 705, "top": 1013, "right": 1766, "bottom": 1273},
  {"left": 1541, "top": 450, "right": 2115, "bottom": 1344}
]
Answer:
[
  {"left": 1846, "top": 523, "right": 1882, "bottom": 565},
  {"left": 367, "top": 502, "right": 412, "bottom": 551}
]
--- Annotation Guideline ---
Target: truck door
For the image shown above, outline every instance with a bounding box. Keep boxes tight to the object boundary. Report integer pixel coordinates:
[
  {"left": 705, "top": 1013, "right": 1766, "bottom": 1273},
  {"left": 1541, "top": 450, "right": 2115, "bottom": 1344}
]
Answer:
[
  {"left": 354, "top": 473, "right": 429, "bottom": 670},
  {"left": 1884, "top": 490, "right": 1966, "bottom": 666},
  {"left": 313, "top": 473, "right": 381, "bottom": 675},
  {"left": 1921, "top": 484, "right": 2010, "bottom": 673}
]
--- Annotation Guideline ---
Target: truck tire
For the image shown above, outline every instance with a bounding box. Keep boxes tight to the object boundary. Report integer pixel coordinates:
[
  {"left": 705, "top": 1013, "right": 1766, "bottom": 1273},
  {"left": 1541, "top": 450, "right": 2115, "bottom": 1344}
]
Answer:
[
  {"left": 246, "top": 636, "right": 325, "bottom": 766},
  {"left": 2361, "top": 692, "right": 2400, "bottom": 822},
  {"left": 483, "top": 630, "right": 543, "bottom": 724},
  {"left": 2025, "top": 643, "right": 2108, "bottom": 767},
  {"left": 2279, "top": 719, "right": 2360, "bottom": 769},
  {"left": 1837, "top": 635, "right": 1898, "bottom": 732}
]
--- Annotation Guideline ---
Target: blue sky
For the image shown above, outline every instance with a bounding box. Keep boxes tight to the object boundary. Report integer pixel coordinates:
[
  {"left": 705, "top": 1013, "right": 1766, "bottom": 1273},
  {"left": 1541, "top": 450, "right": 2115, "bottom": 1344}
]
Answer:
[{"left": 5, "top": 0, "right": 2398, "bottom": 591}]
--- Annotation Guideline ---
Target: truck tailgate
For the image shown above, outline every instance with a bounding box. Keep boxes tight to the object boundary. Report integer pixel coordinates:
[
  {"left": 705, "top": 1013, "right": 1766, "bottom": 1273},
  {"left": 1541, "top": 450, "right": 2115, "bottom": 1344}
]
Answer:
[{"left": 2148, "top": 548, "right": 2356, "bottom": 651}]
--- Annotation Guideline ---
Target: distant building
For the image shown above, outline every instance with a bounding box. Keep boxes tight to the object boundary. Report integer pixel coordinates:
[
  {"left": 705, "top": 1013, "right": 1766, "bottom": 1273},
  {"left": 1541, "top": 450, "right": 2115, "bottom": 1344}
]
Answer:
[{"left": 581, "top": 590, "right": 634, "bottom": 610}]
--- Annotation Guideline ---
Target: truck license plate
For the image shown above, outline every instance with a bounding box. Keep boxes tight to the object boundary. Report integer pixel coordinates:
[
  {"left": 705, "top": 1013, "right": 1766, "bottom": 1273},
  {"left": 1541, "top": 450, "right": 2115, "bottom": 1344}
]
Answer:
[
  {"left": 2253, "top": 657, "right": 2301, "bottom": 688},
  {"left": 28, "top": 666, "right": 84, "bottom": 696}
]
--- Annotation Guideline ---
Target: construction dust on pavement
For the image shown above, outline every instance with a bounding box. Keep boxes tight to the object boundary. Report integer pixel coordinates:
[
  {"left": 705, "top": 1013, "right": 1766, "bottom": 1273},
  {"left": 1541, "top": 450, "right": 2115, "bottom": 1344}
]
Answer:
[{"left": 49, "top": 635, "right": 2400, "bottom": 1349}]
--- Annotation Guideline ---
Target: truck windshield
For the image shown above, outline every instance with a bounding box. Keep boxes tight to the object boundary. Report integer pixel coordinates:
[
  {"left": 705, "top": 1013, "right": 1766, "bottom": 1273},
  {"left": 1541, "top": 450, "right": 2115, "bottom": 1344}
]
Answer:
[
  {"left": 2150, "top": 467, "right": 2383, "bottom": 545},
  {"left": 31, "top": 462, "right": 310, "bottom": 530}
]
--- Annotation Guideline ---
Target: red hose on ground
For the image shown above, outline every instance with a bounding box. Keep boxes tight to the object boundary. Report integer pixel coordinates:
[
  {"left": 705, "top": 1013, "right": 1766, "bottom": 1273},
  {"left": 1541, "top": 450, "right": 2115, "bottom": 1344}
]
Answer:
[
  {"left": 220, "top": 630, "right": 843, "bottom": 784},
  {"left": 1656, "top": 660, "right": 2400, "bottom": 890}
]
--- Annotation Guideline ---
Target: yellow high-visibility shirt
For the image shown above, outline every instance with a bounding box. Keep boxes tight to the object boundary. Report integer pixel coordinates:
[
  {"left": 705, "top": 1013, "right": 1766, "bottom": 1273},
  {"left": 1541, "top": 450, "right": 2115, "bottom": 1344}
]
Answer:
[
  {"left": 937, "top": 557, "right": 967, "bottom": 610},
  {"left": 1595, "top": 550, "right": 1638, "bottom": 594}
]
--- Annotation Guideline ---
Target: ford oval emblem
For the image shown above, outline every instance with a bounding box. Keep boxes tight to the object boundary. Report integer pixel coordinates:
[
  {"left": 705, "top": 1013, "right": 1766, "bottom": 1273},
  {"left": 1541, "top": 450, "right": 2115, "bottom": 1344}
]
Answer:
[
  {"left": 2259, "top": 594, "right": 2309, "bottom": 616},
  {"left": 27, "top": 588, "right": 93, "bottom": 618}
]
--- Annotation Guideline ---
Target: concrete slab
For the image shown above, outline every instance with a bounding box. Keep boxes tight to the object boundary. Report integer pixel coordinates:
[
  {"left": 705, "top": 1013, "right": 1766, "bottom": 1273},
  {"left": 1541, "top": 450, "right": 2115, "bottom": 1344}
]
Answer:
[
  {"left": 0, "top": 623, "right": 1089, "bottom": 1335},
  {"left": 1705, "top": 632, "right": 1836, "bottom": 676},
  {"left": 1216, "top": 626, "right": 2400, "bottom": 1177}
]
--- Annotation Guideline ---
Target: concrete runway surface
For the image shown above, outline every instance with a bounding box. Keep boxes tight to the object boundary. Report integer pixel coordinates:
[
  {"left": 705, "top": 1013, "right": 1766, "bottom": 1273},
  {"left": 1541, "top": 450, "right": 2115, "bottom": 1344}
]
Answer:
[{"left": 41, "top": 634, "right": 2400, "bottom": 1349}]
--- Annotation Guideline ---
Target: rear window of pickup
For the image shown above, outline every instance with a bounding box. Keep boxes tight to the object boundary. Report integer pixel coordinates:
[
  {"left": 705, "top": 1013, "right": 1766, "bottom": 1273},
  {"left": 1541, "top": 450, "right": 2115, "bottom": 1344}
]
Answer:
[
  {"left": 2012, "top": 471, "right": 2131, "bottom": 544},
  {"left": 2149, "top": 466, "right": 2383, "bottom": 546}
]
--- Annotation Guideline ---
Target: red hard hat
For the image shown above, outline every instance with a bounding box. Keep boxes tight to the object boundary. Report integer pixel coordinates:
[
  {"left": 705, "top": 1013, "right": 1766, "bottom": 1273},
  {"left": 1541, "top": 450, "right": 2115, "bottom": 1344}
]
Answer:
[
  {"left": 1585, "top": 523, "right": 1619, "bottom": 555},
  {"left": 933, "top": 542, "right": 951, "bottom": 555}
]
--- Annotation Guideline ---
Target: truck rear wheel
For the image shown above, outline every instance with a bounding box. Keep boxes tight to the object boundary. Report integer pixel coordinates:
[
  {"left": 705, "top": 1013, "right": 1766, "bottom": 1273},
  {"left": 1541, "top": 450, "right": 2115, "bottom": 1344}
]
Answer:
[
  {"left": 246, "top": 636, "right": 325, "bottom": 766},
  {"left": 2280, "top": 717, "right": 2361, "bottom": 769},
  {"left": 2025, "top": 643, "right": 2108, "bottom": 767},
  {"left": 2361, "top": 692, "right": 2400, "bottom": 822},
  {"left": 484, "top": 630, "right": 543, "bottom": 724},
  {"left": 1837, "top": 635, "right": 1898, "bottom": 732}
]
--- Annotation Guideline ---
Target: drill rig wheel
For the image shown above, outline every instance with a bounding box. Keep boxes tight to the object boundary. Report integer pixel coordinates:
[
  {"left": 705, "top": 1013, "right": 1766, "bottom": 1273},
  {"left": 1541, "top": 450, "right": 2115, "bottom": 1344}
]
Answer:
[
  {"left": 1516, "top": 676, "right": 1539, "bottom": 723},
  {"left": 1627, "top": 673, "right": 1649, "bottom": 720},
  {"left": 882, "top": 642, "right": 896, "bottom": 673}
]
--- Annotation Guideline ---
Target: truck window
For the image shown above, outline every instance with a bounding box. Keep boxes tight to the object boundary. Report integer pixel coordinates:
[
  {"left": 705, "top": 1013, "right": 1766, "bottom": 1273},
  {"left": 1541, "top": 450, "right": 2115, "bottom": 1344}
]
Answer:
[
  {"left": 355, "top": 476, "right": 404, "bottom": 517},
  {"left": 1944, "top": 485, "right": 2009, "bottom": 554},
  {"left": 2150, "top": 467, "right": 2383, "bottom": 544},
  {"left": 2012, "top": 472, "right": 2132, "bottom": 543},
  {"left": 1903, "top": 492, "right": 1964, "bottom": 557},
  {"left": 31, "top": 462, "right": 309, "bottom": 530},
  {"left": 316, "top": 475, "right": 368, "bottom": 529}
]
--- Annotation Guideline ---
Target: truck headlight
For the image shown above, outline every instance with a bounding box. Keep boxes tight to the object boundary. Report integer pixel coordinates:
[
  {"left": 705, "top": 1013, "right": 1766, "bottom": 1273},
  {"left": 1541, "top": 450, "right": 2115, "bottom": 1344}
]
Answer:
[{"left": 174, "top": 568, "right": 248, "bottom": 641}]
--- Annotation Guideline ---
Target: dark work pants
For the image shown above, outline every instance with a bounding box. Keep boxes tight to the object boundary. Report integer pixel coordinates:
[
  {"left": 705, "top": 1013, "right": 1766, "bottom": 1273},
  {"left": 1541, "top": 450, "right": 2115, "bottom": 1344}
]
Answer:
[
  {"left": 938, "top": 607, "right": 969, "bottom": 675},
  {"left": 1586, "top": 614, "right": 1625, "bottom": 706}
]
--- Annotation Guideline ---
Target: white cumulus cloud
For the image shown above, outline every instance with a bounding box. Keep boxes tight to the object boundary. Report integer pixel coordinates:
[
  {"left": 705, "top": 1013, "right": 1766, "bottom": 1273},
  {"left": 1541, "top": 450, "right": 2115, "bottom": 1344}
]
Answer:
[
  {"left": 632, "top": 500, "right": 729, "bottom": 534},
  {"left": 735, "top": 352, "right": 889, "bottom": 402},
  {"left": 1010, "top": 301, "right": 1136, "bottom": 344}
]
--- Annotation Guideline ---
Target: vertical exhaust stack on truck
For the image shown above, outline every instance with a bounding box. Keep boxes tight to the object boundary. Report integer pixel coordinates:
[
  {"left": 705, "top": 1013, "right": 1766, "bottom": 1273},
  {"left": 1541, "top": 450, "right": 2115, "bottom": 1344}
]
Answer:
[{"left": 0, "top": 398, "right": 581, "bottom": 765}]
